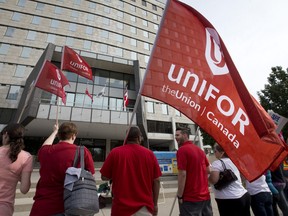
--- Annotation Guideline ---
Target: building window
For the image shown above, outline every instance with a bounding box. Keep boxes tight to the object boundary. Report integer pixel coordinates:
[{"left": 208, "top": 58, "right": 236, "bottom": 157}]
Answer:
[
  {"left": 154, "top": 24, "right": 158, "bottom": 31},
  {"left": 31, "top": 16, "right": 41, "bottom": 25},
  {"left": 161, "top": 104, "right": 168, "bottom": 115},
  {"left": 7, "top": 85, "right": 21, "bottom": 100},
  {"left": 103, "top": 6, "right": 111, "bottom": 14},
  {"left": 143, "top": 42, "right": 150, "bottom": 50},
  {"left": 130, "top": 26, "right": 136, "bottom": 34},
  {"left": 15, "top": 65, "right": 26, "bottom": 77},
  {"left": 130, "top": 51, "right": 137, "bottom": 60},
  {"left": 117, "top": 11, "right": 124, "bottom": 18},
  {"left": 110, "top": 72, "right": 124, "bottom": 89},
  {"left": 130, "top": 5, "right": 136, "bottom": 12},
  {"left": 83, "top": 40, "right": 91, "bottom": 50},
  {"left": 50, "top": 19, "right": 59, "bottom": 28},
  {"left": 66, "top": 93, "right": 75, "bottom": 107},
  {"left": 109, "top": 98, "right": 122, "bottom": 111},
  {"left": 147, "top": 120, "right": 173, "bottom": 134},
  {"left": 20, "top": 47, "right": 32, "bottom": 58},
  {"left": 143, "top": 30, "right": 149, "bottom": 38},
  {"left": 66, "top": 37, "right": 74, "bottom": 46},
  {"left": 86, "top": 26, "right": 93, "bottom": 35},
  {"left": 89, "top": 2, "right": 96, "bottom": 9},
  {"left": 142, "top": 0, "right": 147, "bottom": 6},
  {"left": 69, "top": 23, "right": 77, "bottom": 32},
  {"left": 74, "top": 0, "right": 81, "bottom": 5},
  {"left": 94, "top": 70, "right": 109, "bottom": 86},
  {"left": 175, "top": 109, "right": 181, "bottom": 116},
  {"left": 100, "top": 44, "right": 108, "bottom": 53},
  {"left": 71, "top": 10, "right": 79, "bottom": 18},
  {"left": 146, "top": 101, "right": 154, "bottom": 113},
  {"left": 102, "top": 17, "right": 110, "bottom": 25},
  {"left": 87, "top": 14, "right": 95, "bottom": 21},
  {"left": 47, "top": 34, "right": 56, "bottom": 43},
  {"left": 5, "top": 27, "right": 15, "bottom": 37},
  {"left": 144, "top": 55, "right": 149, "bottom": 64},
  {"left": 115, "top": 34, "right": 123, "bottom": 43},
  {"left": 130, "top": 15, "right": 136, "bottom": 23},
  {"left": 152, "top": 4, "right": 157, "bottom": 11},
  {"left": 153, "top": 14, "right": 158, "bottom": 21},
  {"left": 54, "top": 6, "right": 62, "bottom": 14},
  {"left": 17, "top": 0, "right": 26, "bottom": 7},
  {"left": 36, "top": 2, "right": 45, "bottom": 10},
  {"left": 130, "top": 38, "right": 137, "bottom": 46},
  {"left": 142, "top": 10, "right": 147, "bottom": 16},
  {"left": 0, "top": 43, "right": 10, "bottom": 55},
  {"left": 142, "top": 20, "right": 148, "bottom": 27},
  {"left": 100, "top": 30, "right": 109, "bottom": 39},
  {"left": 12, "top": 12, "right": 21, "bottom": 21},
  {"left": 113, "top": 47, "right": 123, "bottom": 57},
  {"left": 26, "top": 30, "right": 37, "bottom": 40},
  {"left": 116, "top": 22, "right": 123, "bottom": 30}
]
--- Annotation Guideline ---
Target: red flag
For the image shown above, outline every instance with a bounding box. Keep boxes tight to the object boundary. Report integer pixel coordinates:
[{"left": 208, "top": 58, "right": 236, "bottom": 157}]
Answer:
[
  {"left": 35, "top": 60, "right": 69, "bottom": 104},
  {"left": 141, "top": 0, "right": 285, "bottom": 181},
  {"left": 124, "top": 86, "right": 129, "bottom": 108},
  {"left": 61, "top": 46, "right": 93, "bottom": 80},
  {"left": 85, "top": 87, "right": 93, "bottom": 102}
]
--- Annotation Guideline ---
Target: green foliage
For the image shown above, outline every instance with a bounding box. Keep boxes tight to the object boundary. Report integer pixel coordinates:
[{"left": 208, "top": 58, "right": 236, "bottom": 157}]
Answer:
[
  {"left": 257, "top": 66, "right": 288, "bottom": 140},
  {"left": 199, "top": 127, "right": 215, "bottom": 148}
]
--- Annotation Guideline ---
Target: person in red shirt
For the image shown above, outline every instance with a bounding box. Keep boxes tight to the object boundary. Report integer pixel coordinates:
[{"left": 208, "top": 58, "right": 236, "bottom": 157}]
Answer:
[
  {"left": 100, "top": 126, "right": 162, "bottom": 216},
  {"left": 175, "top": 127, "right": 213, "bottom": 216},
  {"left": 30, "top": 122, "right": 95, "bottom": 216}
]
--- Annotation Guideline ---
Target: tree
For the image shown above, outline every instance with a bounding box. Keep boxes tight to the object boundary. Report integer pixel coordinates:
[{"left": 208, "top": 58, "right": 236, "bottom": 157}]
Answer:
[
  {"left": 199, "top": 127, "right": 216, "bottom": 148},
  {"left": 257, "top": 66, "right": 288, "bottom": 140}
]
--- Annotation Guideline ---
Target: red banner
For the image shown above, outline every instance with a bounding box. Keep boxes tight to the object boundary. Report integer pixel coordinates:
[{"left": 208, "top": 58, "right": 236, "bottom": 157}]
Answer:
[
  {"left": 141, "top": 0, "right": 285, "bottom": 181},
  {"left": 61, "top": 46, "right": 93, "bottom": 80},
  {"left": 35, "top": 60, "right": 69, "bottom": 104}
]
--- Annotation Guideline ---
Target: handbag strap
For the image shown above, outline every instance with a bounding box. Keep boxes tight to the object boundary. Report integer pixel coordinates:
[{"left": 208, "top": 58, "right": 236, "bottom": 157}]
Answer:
[
  {"left": 80, "top": 145, "right": 85, "bottom": 170},
  {"left": 219, "top": 159, "right": 227, "bottom": 170},
  {"left": 72, "top": 146, "right": 85, "bottom": 170},
  {"left": 72, "top": 146, "right": 80, "bottom": 167}
]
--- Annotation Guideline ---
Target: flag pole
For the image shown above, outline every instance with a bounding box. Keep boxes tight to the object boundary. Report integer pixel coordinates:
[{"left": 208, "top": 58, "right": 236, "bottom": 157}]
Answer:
[
  {"left": 56, "top": 97, "right": 59, "bottom": 125},
  {"left": 81, "top": 81, "right": 89, "bottom": 115},
  {"left": 122, "top": 0, "right": 171, "bottom": 145}
]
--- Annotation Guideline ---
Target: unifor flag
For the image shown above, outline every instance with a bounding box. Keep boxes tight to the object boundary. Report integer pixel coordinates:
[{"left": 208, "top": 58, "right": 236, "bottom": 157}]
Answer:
[
  {"left": 124, "top": 85, "right": 129, "bottom": 108},
  {"left": 85, "top": 87, "right": 93, "bottom": 102},
  {"left": 35, "top": 60, "right": 69, "bottom": 104},
  {"left": 61, "top": 45, "right": 93, "bottom": 80},
  {"left": 141, "top": 0, "right": 285, "bottom": 181}
]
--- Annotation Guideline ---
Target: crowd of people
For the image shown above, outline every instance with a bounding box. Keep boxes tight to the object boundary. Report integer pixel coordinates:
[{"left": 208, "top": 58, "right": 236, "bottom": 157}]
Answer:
[{"left": 1, "top": 123, "right": 288, "bottom": 216}]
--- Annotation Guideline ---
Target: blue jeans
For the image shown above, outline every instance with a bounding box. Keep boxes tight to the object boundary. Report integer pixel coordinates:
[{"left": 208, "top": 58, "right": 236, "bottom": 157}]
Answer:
[
  {"left": 179, "top": 199, "right": 213, "bottom": 216},
  {"left": 250, "top": 192, "right": 273, "bottom": 216}
]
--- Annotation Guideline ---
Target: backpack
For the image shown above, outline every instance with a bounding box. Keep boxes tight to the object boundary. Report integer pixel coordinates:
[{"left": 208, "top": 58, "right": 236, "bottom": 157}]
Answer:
[{"left": 64, "top": 146, "right": 99, "bottom": 215}]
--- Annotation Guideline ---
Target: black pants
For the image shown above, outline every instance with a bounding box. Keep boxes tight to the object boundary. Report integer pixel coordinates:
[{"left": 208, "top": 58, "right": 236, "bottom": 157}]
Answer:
[{"left": 215, "top": 192, "right": 251, "bottom": 216}]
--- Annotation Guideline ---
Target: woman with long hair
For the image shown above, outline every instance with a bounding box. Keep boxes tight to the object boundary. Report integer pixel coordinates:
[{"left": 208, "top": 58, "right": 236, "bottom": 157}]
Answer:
[{"left": 0, "top": 123, "right": 33, "bottom": 216}]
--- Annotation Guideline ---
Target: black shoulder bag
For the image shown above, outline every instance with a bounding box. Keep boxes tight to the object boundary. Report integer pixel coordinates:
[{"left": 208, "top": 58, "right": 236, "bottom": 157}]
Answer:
[{"left": 214, "top": 159, "right": 238, "bottom": 190}]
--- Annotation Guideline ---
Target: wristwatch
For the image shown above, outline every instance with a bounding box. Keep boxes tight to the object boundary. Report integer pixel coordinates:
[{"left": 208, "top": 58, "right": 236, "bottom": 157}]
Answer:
[{"left": 177, "top": 195, "right": 183, "bottom": 199}]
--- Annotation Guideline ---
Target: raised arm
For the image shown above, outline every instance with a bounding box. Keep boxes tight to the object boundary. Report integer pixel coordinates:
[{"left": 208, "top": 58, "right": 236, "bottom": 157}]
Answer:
[{"left": 43, "top": 124, "right": 58, "bottom": 146}]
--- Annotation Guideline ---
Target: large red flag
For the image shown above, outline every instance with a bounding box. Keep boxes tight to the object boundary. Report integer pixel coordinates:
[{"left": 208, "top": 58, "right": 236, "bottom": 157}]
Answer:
[
  {"left": 141, "top": 0, "right": 285, "bottom": 181},
  {"left": 35, "top": 60, "right": 69, "bottom": 104},
  {"left": 61, "top": 46, "right": 93, "bottom": 80}
]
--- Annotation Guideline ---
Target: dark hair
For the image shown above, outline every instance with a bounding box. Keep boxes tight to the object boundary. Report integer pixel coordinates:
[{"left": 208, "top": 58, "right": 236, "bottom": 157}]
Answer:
[
  {"left": 1, "top": 123, "right": 25, "bottom": 163},
  {"left": 176, "top": 127, "right": 190, "bottom": 136},
  {"left": 57, "top": 122, "right": 77, "bottom": 140},
  {"left": 126, "top": 126, "right": 141, "bottom": 142},
  {"left": 214, "top": 144, "right": 228, "bottom": 157}
]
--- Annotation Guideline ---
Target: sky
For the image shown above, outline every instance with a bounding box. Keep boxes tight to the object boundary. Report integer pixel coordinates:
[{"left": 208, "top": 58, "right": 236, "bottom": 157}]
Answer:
[{"left": 179, "top": 0, "right": 288, "bottom": 100}]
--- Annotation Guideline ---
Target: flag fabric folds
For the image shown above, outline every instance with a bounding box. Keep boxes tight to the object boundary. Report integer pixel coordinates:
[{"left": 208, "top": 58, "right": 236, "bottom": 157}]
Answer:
[
  {"left": 141, "top": 0, "right": 285, "bottom": 181},
  {"left": 85, "top": 88, "right": 93, "bottom": 102},
  {"left": 35, "top": 60, "right": 69, "bottom": 104},
  {"left": 124, "top": 85, "right": 129, "bottom": 108},
  {"left": 61, "top": 46, "right": 93, "bottom": 80}
]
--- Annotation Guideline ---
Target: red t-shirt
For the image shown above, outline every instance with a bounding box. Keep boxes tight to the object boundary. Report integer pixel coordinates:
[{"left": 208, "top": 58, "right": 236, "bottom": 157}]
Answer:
[
  {"left": 177, "top": 141, "right": 210, "bottom": 202},
  {"left": 100, "top": 144, "right": 162, "bottom": 216},
  {"left": 30, "top": 142, "right": 95, "bottom": 216}
]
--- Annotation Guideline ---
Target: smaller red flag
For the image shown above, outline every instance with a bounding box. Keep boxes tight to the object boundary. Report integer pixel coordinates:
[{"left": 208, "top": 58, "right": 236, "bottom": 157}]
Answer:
[
  {"left": 85, "top": 88, "right": 93, "bottom": 102},
  {"left": 124, "top": 86, "right": 129, "bottom": 108},
  {"left": 61, "top": 46, "right": 93, "bottom": 80},
  {"left": 35, "top": 60, "right": 69, "bottom": 104}
]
